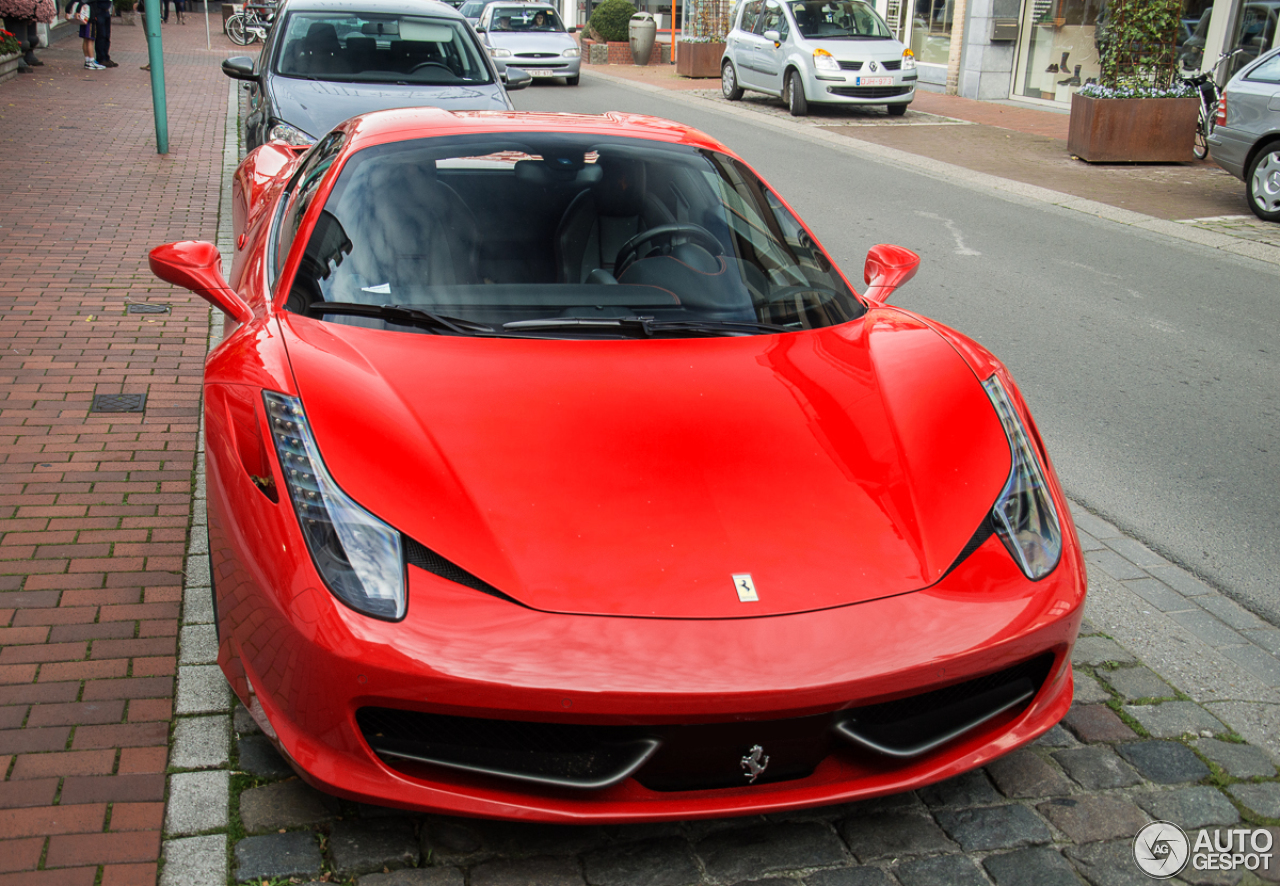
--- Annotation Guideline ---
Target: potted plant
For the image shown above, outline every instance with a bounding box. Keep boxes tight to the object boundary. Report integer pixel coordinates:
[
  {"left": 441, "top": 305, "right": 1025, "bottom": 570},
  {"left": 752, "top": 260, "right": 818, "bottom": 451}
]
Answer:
[
  {"left": 676, "top": 0, "right": 728, "bottom": 78},
  {"left": 0, "top": 28, "right": 21, "bottom": 83},
  {"left": 1066, "top": 0, "right": 1198, "bottom": 162},
  {"left": 586, "top": 0, "right": 637, "bottom": 65}
]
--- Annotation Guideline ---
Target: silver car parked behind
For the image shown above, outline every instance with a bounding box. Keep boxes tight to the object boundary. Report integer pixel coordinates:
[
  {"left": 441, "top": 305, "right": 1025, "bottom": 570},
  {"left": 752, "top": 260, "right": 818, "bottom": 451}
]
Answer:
[
  {"left": 1207, "top": 46, "right": 1280, "bottom": 222},
  {"left": 720, "top": 0, "right": 915, "bottom": 117},
  {"left": 476, "top": 2, "right": 581, "bottom": 85}
]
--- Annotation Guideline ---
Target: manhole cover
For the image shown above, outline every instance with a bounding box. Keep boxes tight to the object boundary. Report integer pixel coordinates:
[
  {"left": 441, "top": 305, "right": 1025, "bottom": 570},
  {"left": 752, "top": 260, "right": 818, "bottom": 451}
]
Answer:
[
  {"left": 90, "top": 393, "right": 147, "bottom": 413},
  {"left": 127, "top": 303, "right": 171, "bottom": 314}
]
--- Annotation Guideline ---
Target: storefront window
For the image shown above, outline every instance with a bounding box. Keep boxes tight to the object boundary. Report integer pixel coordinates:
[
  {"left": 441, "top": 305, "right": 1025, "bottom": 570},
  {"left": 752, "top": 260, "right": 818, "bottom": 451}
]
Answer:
[
  {"left": 1227, "top": 0, "right": 1278, "bottom": 73},
  {"left": 910, "top": 0, "right": 953, "bottom": 65},
  {"left": 1012, "top": 0, "right": 1103, "bottom": 103}
]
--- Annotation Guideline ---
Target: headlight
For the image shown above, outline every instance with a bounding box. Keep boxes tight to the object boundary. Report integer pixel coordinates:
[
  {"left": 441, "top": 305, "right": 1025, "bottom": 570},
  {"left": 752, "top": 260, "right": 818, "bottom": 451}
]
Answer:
[
  {"left": 264, "top": 392, "right": 406, "bottom": 620},
  {"left": 901, "top": 48, "right": 916, "bottom": 70},
  {"left": 983, "top": 377, "right": 1062, "bottom": 580},
  {"left": 562, "top": 46, "right": 580, "bottom": 57},
  {"left": 488, "top": 46, "right": 513, "bottom": 58},
  {"left": 267, "top": 121, "right": 316, "bottom": 147},
  {"left": 813, "top": 47, "right": 839, "bottom": 72}
]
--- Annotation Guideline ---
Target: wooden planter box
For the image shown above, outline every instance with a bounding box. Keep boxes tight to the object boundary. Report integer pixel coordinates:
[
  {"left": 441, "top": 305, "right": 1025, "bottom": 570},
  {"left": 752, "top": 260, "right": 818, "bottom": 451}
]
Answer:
[
  {"left": 0, "top": 52, "right": 21, "bottom": 84},
  {"left": 676, "top": 41, "right": 724, "bottom": 78},
  {"left": 1067, "top": 93, "right": 1199, "bottom": 163}
]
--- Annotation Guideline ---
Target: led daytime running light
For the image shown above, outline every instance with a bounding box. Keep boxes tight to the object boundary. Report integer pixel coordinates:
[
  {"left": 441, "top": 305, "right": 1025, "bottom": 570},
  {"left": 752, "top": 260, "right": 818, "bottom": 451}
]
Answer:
[
  {"left": 983, "top": 377, "right": 1062, "bottom": 580},
  {"left": 263, "top": 392, "right": 406, "bottom": 619}
]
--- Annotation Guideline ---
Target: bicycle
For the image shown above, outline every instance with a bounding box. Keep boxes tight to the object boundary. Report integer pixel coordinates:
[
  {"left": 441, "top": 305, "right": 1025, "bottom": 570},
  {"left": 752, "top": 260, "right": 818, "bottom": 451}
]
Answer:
[
  {"left": 1181, "top": 49, "right": 1243, "bottom": 160},
  {"left": 225, "top": 1, "right": 273, "bottom": 46}
]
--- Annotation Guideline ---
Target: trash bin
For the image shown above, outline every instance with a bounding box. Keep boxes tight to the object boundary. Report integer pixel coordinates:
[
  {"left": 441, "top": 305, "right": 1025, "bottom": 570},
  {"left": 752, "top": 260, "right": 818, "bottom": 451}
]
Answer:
[{"left": 629, "top": 12, "right": 656, "bottom": 66}]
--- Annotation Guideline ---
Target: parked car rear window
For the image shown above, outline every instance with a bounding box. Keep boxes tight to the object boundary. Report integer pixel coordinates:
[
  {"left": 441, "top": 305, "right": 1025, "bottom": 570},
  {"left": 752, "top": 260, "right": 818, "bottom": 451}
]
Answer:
[
  {"left": 1245, "top": 52, "right": 1280, "bottom": 82},
  {"left": 274, "top": 12, "right": 493, "bottom": 84}
]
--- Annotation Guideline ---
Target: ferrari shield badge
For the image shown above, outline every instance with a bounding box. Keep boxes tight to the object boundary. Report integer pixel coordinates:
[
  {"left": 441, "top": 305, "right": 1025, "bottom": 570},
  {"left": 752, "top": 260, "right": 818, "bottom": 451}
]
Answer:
[
  {"left": 741, "top": 745, "right": 770, "bottom": 783},
  {"left": 732, "top": 573, "right": 759, "bottom": 602}
]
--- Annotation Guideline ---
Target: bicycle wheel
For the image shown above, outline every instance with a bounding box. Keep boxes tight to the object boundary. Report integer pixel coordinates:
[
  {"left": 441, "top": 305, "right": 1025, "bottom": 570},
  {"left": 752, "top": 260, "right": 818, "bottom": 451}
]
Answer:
[
  {"left": 1193, "top": 103, "right": 1210, "bottom": 160},
  {"left": 226, "top": 13, "right": 252, "bottom": 46}
]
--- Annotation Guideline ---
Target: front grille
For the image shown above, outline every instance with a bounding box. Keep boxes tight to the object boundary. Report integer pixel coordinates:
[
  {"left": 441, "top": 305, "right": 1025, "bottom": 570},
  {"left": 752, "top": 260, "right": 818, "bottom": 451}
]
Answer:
[
  {"left": 828, "top": 85, "right": 913, "bottom": 98},
  {"left": 358, "top": 655, "right": 1053, "bottom": 792},
  {"left": 881, "top": 58, "right": 902, "bottom": 70},
  {"left": 515, "top": 51, "right": 558, "bottom": 58},
  {"left": 838, "top": 60, "right": 863, "bottom": 70}
]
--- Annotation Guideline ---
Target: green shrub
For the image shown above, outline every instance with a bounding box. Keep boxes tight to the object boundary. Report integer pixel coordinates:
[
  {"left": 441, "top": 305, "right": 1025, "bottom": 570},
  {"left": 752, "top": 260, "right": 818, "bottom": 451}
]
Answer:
[{"left": 589, "top": 0, "right": 637, "bottom": 43}]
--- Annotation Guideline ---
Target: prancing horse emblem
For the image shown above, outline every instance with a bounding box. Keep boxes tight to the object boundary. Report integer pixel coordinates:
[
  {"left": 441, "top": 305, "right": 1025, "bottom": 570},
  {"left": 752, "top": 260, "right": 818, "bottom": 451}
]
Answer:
[{"left": 740, "top": 744, "right": 770, "bottom": 783}]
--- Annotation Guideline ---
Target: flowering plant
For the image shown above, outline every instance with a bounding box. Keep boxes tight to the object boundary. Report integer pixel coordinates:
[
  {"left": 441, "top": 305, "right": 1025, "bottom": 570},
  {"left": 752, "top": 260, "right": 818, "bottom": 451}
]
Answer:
[
  {"left": 678, "top": 35, "right": 720, "bottom": 43},
  {"left": 1076, "top": 79, "right": 1194, "bottom": 99},
  {"left": 0, "top": 28, "right": 20, "bottom": 56}
]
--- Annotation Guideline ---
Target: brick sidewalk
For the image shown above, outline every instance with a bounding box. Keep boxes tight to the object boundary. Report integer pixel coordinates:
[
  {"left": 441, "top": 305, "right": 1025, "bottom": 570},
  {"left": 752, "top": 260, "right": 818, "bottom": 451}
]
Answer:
[{"left": 0, "top": 18, "right": 230, "bottom": 886}]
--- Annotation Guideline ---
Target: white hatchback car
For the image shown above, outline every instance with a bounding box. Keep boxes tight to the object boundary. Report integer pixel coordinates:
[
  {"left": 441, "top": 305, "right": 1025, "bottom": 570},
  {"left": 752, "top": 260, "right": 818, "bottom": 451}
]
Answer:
[{"left": 721, "top": 0, "right": 915, "bottom": 116}]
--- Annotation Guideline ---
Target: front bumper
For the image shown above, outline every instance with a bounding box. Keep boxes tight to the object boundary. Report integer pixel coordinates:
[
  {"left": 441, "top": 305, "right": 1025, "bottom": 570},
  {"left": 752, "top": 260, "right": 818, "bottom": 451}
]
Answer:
[
  {"left": 507, "top": 55, "right": 581, "bottom": 79},
  {"left": 804, "top": 67, "right": 915, "bottom": 106},
  {"left": 209, "top": 387, "right": 1085, "bottom": 822}
]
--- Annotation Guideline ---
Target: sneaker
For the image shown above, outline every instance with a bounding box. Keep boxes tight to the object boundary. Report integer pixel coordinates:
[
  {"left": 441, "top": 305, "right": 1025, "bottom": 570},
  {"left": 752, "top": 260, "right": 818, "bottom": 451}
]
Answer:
[
  {"left": 102, "top": 59, "right": 119, "bottom": 68},
  {"left": 86, "top": 59, "right": 106, "bottom": 69}
]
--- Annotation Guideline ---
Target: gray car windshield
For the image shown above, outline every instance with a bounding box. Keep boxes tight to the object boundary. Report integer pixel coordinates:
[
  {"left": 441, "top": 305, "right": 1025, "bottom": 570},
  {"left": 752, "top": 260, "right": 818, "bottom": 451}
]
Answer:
[
  {"left": 488, "top": 6, "right": 566, "bottom": 30},
  {"left": 275, "top": 12, "right": 493, "bottom": 84},
  {"left": 285, "top": 134, "right": 864, "bottom": 338},
  {"left": 790, "top": 0, "right": 892, "bottom": 38}
]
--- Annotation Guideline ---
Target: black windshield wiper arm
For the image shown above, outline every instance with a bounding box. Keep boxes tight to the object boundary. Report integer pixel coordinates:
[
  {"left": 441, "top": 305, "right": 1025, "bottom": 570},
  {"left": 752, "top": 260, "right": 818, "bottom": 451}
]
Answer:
[
  {"left": 305, "top": 301, "right": 494, "bottom": 335},
  {"left": 501, "top": 316, "right": 792, "bottom": 336}
]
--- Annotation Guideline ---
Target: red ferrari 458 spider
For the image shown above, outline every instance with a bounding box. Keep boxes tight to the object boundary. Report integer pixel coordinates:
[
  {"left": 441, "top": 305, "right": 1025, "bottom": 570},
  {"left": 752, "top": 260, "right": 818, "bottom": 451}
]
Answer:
[{"left": 150, "top": 108, "right": 1086, "bottom": 823}]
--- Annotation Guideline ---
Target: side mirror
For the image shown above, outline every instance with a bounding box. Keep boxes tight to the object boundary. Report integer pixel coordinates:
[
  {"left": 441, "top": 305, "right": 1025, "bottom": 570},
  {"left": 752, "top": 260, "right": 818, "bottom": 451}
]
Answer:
[
  {"left": 149, "top": 241, "right": 254, "bottom": 324},
  {"left": 763, "top": 28, "right": 781, "bottom": 42},
  {"left": 503, "top": 67, "right": 533, "bottom": 90},
  {"left": 862, "top": 244, "right": 920, "bottom": 304},
  {"left": 221, "top": 56, "right": 257, "bottom": 80}
]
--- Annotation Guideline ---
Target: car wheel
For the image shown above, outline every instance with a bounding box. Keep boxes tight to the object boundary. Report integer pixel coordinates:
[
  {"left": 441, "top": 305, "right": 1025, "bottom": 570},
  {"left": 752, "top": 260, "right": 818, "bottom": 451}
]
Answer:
[
  {"left": 887, "top": 103, "right": 907, "bottom": 117},
  {"left": 564, "top": 74, "right": 579, "bottom": 86},
  {"left": 1246, "top": 142, "right": 1280, "bottom": 222},
  {"left": 721, "top": 60, "right": 743, "bottom": 101},
  {"left": 786, "top": 69, "right": 807, "bottom": 116}
]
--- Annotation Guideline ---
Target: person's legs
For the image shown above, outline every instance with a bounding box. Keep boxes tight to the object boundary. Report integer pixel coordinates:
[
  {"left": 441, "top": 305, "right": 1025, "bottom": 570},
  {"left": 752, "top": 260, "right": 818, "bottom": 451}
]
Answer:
[
  {"left": 161, "top": 0, "right": 169, "bottom": 23},
  {"left": 93, "top": 4, "right": 113, "bottom": 64}
]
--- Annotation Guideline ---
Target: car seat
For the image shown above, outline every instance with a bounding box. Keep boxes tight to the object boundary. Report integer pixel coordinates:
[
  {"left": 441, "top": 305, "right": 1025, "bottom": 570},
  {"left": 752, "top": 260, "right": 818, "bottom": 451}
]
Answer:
[{"left": 554, "top": 156, "right": 676, "bottom": 283}]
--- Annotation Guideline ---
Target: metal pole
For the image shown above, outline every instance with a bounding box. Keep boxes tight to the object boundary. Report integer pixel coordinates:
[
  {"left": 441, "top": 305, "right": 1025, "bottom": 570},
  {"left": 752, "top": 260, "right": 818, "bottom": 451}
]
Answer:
[
  {"left": 204, "top": 0, "right": 211, "bottom": 49},
  {"left": 143, "top": 0, "right": 169, "bottom": 152}
]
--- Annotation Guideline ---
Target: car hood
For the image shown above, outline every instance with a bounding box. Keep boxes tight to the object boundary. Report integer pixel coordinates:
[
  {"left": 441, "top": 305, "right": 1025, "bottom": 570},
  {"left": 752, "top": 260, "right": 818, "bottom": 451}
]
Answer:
[
  {"left": 804, "top": 37, "right": 905, "bottom": 61},
  {"left": 268, "top": 76, "right": 510, "bottom": 141},
  {"left": 279, "top": 309, "right": 1011, "bottom": 619},
  {"left": 485, "top": 31, "right": 577, "bottom": 52}
]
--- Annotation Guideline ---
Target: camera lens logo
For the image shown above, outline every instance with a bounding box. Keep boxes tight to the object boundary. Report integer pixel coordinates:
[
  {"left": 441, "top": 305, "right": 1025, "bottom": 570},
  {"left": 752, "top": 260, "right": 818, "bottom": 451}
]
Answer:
[{"left": 1133, "top": 821, "right": 1190, "bottom": 878}]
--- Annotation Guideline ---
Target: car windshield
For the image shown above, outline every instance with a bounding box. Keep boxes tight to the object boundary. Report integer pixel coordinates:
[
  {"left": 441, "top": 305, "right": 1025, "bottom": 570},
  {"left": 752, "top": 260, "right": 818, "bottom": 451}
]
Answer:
[
  {"left": 284, "top": 133, "right": 864, "bottom": 338},
  {"left": 488, "top": 6, "right": 566, "bottom": 31},
  {"left": 789, "top": 0, "right": 892, "bottom": 38},
  {"left": 459, "top": 0, "right": 487, "bottom": 15},
  {"left": 274, "top": 12, "right": 494, "bottom": 84}
]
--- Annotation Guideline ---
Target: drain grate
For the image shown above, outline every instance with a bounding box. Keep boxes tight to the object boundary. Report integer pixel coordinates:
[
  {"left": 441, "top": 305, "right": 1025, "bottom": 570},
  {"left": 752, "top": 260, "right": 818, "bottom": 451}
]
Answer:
[
  {"left": 127, "top": 303, "right": 171, "bottom": 314},
  {"left": 90, "top": 393, "right": 147, "bottom": 413}
]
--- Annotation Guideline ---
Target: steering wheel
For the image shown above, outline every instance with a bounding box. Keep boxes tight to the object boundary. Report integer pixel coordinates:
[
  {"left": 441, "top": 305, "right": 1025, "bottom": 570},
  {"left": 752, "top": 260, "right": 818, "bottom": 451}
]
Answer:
[
  {"left": 409, "top": 61, "right": 452, "bottom": 74},
  {"left": 613, "top": 223, "right": 724, "bottom": 279}
]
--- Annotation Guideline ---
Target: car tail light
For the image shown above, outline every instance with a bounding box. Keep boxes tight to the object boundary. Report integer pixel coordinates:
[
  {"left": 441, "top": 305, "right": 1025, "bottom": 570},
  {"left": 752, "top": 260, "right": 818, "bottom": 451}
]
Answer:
[
  {"left": 983, "top": 377, "right": 1062, "bottom": 580},
  {"left": 1215, "top": 95, "right": 1227, "bottom": 127},
  {"left": 264, "top": 392, "right": 407, "bottom": 620}
]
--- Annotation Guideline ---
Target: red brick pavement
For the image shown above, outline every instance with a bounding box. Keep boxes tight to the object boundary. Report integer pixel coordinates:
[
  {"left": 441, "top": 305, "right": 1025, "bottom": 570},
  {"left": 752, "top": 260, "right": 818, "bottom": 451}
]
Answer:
[{"left": 0, "top": 16, "right": 235, "bottom": 885}]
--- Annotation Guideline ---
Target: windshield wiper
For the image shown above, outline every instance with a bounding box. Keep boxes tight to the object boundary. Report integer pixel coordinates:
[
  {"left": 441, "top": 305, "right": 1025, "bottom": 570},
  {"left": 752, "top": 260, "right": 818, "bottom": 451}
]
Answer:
[
  {"left": 305, "top": 301, "right": 495, "bottom": 335},
  {"left": 502, "top": 316, "right": 793, "bottom": 336}
]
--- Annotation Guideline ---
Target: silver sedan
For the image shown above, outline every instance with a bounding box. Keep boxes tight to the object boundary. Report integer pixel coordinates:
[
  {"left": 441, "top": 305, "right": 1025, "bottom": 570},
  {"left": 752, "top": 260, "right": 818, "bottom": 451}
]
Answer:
[
  {"left": 1207, "top": 46, "right": 1280, "bottom": 222},
  {"left": 476, "top": 3, "right": 581, "bottom": 85}
]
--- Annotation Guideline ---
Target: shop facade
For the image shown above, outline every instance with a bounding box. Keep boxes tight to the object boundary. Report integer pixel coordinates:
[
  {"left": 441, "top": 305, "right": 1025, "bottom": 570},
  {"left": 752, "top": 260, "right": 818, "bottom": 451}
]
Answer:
[{"left": 865, "top": 0, "right": 1278, "bottom": 101}]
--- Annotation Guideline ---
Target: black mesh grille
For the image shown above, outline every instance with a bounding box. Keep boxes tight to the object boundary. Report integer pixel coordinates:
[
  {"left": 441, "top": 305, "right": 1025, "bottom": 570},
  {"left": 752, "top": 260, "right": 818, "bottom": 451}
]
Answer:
[
  {"left": 938, "top": 513, "right": 995, "bottom": 582},
  {"left": 402, "top": 537, "right": 521, "bottom": 605},
  {"left": 357, "top": 655, "right": 1053, "bottom": 792},
  {"left": 881, "top": 59, "right": 902, "bottom": 70},
  {"left": 827, "top": 85, "right": 913, "bottom": 98},
  {"left": 838, "top": 60, "right": 863, "bottom": 70}
]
